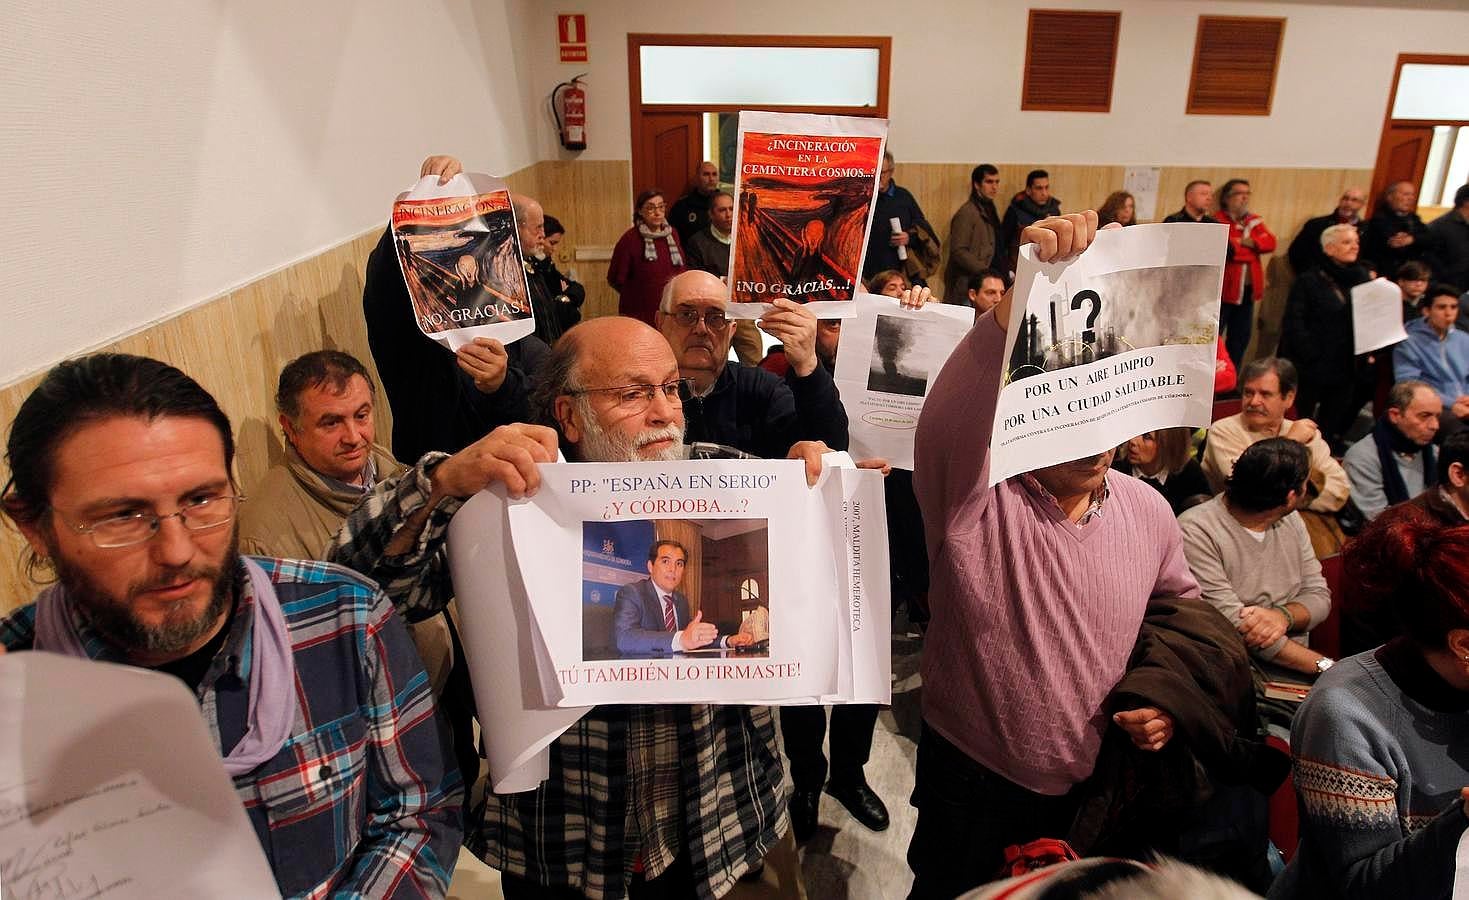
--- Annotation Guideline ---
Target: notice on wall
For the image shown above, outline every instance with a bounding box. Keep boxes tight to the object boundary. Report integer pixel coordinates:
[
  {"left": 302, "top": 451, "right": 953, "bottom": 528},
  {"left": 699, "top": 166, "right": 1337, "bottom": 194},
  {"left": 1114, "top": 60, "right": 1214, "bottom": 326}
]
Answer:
[
  {"left": 833, "top": 294, "right": 975, "bottom": 470},
  {"left": 990, "top": 222, "right": 1227, "bottom": 486},
  {"left": 391, "top": 173, "right": 535, "bottom": 350},
  {"left": 727, "top": 111, "right": 888, "bottom": 319},
  {"left": 0, "top": 653, "right": 281, "bottom": 899},
  {"left": 1123, "top": 166, "right": 1162, "bottom": 222},
  {"left": 447, "top": 456, "right": 890, "bottom": 791},
  {"left": 1352, "top": 277, "right": 1410, "bottom": 355}
]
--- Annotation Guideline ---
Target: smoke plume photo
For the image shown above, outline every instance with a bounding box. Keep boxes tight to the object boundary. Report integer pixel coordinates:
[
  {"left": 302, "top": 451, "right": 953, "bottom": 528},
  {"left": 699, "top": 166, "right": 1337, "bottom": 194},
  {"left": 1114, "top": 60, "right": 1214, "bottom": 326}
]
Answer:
[{"left": 867, "top": 315, "right": 937, "bottom": 397}]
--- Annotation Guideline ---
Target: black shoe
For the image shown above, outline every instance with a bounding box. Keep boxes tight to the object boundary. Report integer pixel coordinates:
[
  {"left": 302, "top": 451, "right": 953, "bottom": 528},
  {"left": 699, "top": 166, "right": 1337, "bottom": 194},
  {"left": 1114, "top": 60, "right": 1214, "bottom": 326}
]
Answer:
[
  {"left": 825, "top": 779, "right": 889, "bottom": 832},
  {"left": 790, "top": 787, "right": 821, "bottom": 843}
]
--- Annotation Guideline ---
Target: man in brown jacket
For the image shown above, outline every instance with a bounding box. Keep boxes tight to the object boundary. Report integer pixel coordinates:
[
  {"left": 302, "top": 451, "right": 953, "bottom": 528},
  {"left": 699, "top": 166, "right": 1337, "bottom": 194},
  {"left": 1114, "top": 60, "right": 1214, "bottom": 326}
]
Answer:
[{"left": 944, "top": 164, "right": 1002, "bottom": 301}]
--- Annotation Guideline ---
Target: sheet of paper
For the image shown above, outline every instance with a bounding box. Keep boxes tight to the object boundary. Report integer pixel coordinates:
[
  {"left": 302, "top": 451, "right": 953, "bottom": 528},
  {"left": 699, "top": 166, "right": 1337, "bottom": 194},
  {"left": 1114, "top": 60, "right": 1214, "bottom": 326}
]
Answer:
[
  {"left": 446, "top": 490, "right": 589, "bottom": 794},
  {"left": 1352, "top": 277, "right": 1409, "bottom": 355},
  {"left": 0, "top": 652, "right": 281, "bottom": 899},
  {"left": 726, "top": 111, "right": 888, "bottom": 320},
  {"left": 833, "top": 293, "right": 976, "bottom": 470},
  {"left": 1123, "top": 166, "right": 1161, "bottom": 222},
  {"left": 506, "top": 459, "right": 851, "bottom": 705},
  {"left": 991, "top": 222, "right": 1227, "bottom": 486},
  {"left": 391, "top": 172, "right": 535, "bottom": 350},
  {"left": 829, "top": 458, "right": 892, "bottom": 703}
]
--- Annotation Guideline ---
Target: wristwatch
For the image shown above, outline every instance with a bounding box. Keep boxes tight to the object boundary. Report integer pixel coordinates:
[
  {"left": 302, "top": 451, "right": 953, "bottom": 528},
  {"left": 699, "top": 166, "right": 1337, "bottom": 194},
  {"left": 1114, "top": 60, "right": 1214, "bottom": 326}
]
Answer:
[{"left": 1315, "top": 657, "right": 1335, "bottom": 675}]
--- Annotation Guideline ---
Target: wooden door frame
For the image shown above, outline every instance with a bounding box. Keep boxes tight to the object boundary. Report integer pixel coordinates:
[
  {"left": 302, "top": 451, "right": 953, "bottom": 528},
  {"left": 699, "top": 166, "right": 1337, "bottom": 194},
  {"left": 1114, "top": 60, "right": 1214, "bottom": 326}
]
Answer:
[
  {"left": 627, "top": 33, "right": 892, "bottom": 196},
  {"left": 1370, "top": 53, "right": 1469, "bottom": 213}
]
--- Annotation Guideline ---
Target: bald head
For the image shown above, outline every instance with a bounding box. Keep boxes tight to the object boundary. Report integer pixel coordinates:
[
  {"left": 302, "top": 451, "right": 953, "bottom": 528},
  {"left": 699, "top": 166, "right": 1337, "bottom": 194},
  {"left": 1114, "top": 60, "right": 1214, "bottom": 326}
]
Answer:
[
  {"left": 697, "top": 161, "right": 719, "bottom": 195},
  {"left": 658, "top": 270, "right": 735, "bottom": 391},
  {"left": 1385, "top": 181, "right": 1417, "bottom": 215},
  {"left": 541, "top": 317, "right": 685, "bottom": 462},
  {"left": 511, "top": 193, "right": 545, "bottom": 256},
  {"left": 1337, "top": 187, "right": 1366, "bottom": 220}
]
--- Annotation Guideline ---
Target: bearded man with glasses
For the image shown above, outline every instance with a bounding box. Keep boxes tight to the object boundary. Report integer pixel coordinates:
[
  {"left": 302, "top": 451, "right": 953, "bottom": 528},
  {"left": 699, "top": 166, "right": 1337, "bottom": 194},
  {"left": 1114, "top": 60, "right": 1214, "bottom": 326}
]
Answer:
[
  {"left": 328, "top": 308, "right": 856, "bottom": 899},
  {"left": 0, "top": 353, "right": 463, "bottom": 898}
]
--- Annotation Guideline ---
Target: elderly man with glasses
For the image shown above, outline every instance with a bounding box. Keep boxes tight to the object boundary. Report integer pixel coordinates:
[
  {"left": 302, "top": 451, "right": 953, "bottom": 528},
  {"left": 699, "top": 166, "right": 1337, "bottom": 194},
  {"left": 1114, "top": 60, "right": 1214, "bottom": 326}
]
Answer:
[
  {"left": 326, "top": 312, "right": 851, "bottom": 898},
  {"left": 656, "top": 269, "right": 848, "bottom": 459},
  {"left": 0, "top": 353, "right": 463, "bottom": 899}
]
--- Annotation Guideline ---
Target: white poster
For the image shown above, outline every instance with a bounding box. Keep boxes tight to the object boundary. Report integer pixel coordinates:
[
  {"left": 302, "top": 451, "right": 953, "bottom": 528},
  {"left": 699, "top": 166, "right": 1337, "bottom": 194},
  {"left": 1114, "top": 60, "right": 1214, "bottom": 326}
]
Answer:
[
  {"left": 991, "top": 223, "right": 1227, "bottom": 486},
  {"left": 833, "top": 293, "right": 975, "bottom": 470},
  {"left": 726, "top": 111, "right": 889, "bottom": 320},
  {"left": 391, "top": 173, "right": 536, "bottom": 350},
  {"left": 447, "top": 458, "right": 890, "bottom": 790},
  {"left": 1352, "top": 277, "right": 1410, "bottom": 355},
  {"left": 0, "top": 653, "right": 281, "bottom": 899},
  {"left": 1123, "top": 166, "right": 1162, "bottom": 222}
]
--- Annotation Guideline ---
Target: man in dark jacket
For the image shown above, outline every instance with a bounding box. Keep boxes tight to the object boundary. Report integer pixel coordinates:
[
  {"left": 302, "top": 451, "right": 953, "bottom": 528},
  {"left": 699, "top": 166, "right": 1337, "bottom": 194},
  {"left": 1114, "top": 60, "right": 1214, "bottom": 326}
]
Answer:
[
  {"left": 1162, "top": 180, "right": 1213, "bottom": 224},
  {"left": 363, "top": 224, "right": 547, "bottom": 465},
  {"left": 1287, "top": 187, "right": 1366, "bottom": 274},
  {"left": 669, "top": 160, "right": 721, "bottom": 246},
  {"left": 998, "top": 170, "right": 1062, "bottom": 275},
  {"left": 1363, "top": 181, "right": 1437, "bottom": 276},
  {"left": 864, "top": 152, "right": 932, "bottom": 282},
  {"left": 1428, "top": 183, "right": 1469, "bottom": 292},
  {"left": 657, "top": 270, "right": 847, "bottom": 458}
]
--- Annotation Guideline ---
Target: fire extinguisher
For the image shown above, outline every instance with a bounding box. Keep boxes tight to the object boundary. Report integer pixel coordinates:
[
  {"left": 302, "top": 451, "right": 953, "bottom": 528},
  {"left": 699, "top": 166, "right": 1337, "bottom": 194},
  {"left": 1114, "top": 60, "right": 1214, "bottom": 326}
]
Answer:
[{"left": 552, "top": 75, "right": 588, "bottom": 151}]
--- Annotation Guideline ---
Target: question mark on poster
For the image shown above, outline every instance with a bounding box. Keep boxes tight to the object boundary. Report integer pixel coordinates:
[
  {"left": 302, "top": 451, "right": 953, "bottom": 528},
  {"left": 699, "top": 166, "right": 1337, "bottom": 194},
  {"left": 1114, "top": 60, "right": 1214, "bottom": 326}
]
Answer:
[{"left": 1071, "top": 290, "right": 1102, "bottom": 344}]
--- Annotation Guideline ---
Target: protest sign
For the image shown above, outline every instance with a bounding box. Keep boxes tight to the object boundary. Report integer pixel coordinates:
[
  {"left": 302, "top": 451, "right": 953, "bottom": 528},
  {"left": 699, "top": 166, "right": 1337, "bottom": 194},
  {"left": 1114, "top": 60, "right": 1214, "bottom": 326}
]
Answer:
[
  {"left": 833, "top": 293, "right": 975, "bottom": 470},
  {"left": 991, "top": 222, "right": 1227, "bottom": 486},
  {"left": 0, "top": 653, "right": 281, "bottom": 899},
  {"left": 1352, "top": 277, "right": 1410, "bottom": 355},
  {"left": 391, "top": 173, "right": 535, "bottom": 349},
  {"left": 727, "top": 111, "right": 888, "bottom": 319},
  {"left": 447, "top": 457, "right": 889, "bottom": 789}
]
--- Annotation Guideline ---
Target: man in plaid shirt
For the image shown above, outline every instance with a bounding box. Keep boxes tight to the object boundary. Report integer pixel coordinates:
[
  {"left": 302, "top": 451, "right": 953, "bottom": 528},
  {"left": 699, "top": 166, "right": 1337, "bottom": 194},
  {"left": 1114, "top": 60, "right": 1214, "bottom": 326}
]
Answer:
[
  {"left": 0, "top": 354, "right": 463, "bottom": 899},
  {"left": 328, "top": 315, "right": 844, "bottom": 899}
]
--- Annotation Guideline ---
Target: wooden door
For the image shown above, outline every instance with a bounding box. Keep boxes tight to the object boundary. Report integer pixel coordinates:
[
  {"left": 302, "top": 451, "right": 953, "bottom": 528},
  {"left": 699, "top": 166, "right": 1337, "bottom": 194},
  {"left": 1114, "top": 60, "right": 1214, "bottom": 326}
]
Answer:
[
  {"left": 1368, "top": 125, "right": 1434, "bottom": 216},
  {"left": 634, "top": 112, "right": 700, "bottom": 199}
]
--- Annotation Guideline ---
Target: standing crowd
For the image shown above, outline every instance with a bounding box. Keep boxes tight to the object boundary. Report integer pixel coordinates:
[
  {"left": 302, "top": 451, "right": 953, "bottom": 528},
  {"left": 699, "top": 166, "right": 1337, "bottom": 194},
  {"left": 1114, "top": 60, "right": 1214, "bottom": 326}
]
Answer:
[{"left": 4, "top": 147, "right": 1469, "bottom": 900}]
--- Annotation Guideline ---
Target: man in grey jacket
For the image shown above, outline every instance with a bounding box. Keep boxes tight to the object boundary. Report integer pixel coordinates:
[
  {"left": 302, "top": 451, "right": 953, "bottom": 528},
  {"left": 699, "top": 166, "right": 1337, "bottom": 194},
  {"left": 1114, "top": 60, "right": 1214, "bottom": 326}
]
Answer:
[{"left": 944, "top": 164, "right": 1002, "bottom": 301}]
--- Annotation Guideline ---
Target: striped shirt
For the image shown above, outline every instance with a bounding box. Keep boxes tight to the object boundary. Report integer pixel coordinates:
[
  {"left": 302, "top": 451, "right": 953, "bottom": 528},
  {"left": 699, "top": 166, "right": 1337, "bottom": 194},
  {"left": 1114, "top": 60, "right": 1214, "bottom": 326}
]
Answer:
[
  {"left": 327, "top": 456, "right": 788, "bottom": 899},
  {"left": 0, "top": 556, "right": 464, "bottom": 899}
]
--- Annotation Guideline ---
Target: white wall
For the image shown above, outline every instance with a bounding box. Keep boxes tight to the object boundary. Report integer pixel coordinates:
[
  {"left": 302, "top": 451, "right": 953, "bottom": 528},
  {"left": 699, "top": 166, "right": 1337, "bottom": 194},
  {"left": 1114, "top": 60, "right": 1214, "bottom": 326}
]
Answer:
[
  {"left": 0, "top": 0, "right": 542, "bottom": 383},
  {"left": 520, "top": 0, "right": 1469, "bottom": 168}
]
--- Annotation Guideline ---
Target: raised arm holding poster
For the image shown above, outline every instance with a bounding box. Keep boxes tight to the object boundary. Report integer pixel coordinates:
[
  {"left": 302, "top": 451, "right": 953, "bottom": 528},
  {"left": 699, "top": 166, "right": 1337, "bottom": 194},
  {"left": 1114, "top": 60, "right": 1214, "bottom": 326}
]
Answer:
[
  {"left": 833, "top": 293, "right": 975, "bottom": 470},
  {"left": 727, "top": 111, "right": 888, "bottom": 319},
  {"left": 991, "top": 222, "right": 1228, "bottom": 485},
  {"left": 446, "top": 456, "right": 890, "bottom": 790},
  {"left": 391, "top": 172, "right": 535, "bottom": 349}
]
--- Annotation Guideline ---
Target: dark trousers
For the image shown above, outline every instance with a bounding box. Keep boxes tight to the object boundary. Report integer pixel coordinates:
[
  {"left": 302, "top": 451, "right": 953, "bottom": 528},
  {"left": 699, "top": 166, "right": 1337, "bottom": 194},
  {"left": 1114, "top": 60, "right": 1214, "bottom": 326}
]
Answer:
[
  {"left": 780, "top": 703, "right": 880, "bottom": 790},
  {"left": 906, "top": 724, "right": 1079, "bottom": 900},
  {"left": 500, "top": 855, "right": 697, "bottom": 900},
  {"left": 1296, "top": 361, "right": 1375, "bottom": 453},
  {"left": 1219, "top": 297, "right": 1255, "bottom": 369}
]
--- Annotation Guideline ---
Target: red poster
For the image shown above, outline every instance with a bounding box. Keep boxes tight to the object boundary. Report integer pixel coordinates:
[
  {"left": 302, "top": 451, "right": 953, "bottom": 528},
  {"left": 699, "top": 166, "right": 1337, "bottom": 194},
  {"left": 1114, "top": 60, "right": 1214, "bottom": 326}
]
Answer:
[{"left": 728, "top": 112, "right": 888, "bottom": 314}]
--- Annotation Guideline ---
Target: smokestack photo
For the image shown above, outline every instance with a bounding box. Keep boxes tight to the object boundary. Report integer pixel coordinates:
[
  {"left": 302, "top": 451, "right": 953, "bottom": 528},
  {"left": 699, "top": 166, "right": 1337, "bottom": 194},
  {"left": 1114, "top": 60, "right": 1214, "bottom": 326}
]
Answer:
[{"left": 867, "top": 315, "right": 937, "bottom": 397}]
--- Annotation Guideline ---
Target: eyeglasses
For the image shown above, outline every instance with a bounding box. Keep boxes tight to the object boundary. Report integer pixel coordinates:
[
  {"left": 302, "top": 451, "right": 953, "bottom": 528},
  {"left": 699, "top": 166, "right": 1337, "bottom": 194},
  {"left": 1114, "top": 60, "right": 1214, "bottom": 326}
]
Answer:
[
  {"left": 61, "top": 494, "right": 246, "bottom": 549},
  {"left": 642, "top": 202, "right": 667, "bottom": 213},
  {"left": 668, "top": 308, "right": 729, "bottom": 330},
  {"left": 566, "top": 379, "right": 692, "bottom": 412}
]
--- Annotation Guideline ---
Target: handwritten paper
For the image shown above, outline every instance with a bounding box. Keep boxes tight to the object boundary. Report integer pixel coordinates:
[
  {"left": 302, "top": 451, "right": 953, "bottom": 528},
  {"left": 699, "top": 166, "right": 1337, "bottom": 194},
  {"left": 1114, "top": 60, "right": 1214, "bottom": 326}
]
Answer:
[{"left": 0, "top": 652, "right": 280, "bottom": 899}]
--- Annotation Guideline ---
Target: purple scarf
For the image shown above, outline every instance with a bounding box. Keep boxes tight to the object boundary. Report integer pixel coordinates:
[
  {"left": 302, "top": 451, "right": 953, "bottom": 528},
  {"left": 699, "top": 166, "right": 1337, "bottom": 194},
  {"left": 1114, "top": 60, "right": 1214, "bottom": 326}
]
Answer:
[{"left": 33, "top": 556, "right": 297, "bottom": 776}]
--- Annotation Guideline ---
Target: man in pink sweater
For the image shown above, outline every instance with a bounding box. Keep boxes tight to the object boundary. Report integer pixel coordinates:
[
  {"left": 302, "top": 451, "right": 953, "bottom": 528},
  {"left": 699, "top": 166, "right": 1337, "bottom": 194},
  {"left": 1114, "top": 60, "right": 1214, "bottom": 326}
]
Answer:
[{"left": 908, "top": 213, "right": 1202, "bottom": 899}]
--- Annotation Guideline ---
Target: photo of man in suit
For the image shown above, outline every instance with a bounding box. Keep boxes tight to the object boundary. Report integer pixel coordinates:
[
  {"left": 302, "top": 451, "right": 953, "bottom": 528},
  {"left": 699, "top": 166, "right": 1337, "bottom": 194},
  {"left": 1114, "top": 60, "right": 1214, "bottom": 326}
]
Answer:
[{"left": 612, "top": 539, "right": 754, "bottom": 656}]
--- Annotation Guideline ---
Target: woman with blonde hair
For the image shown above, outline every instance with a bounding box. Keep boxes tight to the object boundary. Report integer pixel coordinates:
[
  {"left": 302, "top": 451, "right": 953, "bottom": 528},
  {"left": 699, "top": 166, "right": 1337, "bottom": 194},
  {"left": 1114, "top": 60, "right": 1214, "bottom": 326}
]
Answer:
[{"left": 1113, "top": 426, "right": 1211, "bottom": 514}]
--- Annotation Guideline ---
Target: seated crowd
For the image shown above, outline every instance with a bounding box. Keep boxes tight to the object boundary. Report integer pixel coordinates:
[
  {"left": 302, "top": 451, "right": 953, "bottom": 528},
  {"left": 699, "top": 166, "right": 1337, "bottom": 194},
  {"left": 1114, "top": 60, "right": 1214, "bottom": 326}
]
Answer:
[{"left": 3, "top": 149, "right": 1469, "bottom": 900}]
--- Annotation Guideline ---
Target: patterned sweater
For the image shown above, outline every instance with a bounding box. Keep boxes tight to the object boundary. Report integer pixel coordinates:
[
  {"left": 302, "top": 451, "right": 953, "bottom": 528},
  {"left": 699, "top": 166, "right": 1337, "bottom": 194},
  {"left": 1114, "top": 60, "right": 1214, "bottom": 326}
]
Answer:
[{"left": 1269, "top": 641, "right": 1469, "bottom": 899}]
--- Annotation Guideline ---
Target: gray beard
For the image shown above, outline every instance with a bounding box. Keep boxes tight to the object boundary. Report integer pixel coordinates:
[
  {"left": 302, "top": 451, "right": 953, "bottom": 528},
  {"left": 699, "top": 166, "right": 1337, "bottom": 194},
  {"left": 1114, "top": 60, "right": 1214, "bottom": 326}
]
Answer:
[{"left": 574, "top": 398, "right": 686, "bottom": 462}]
